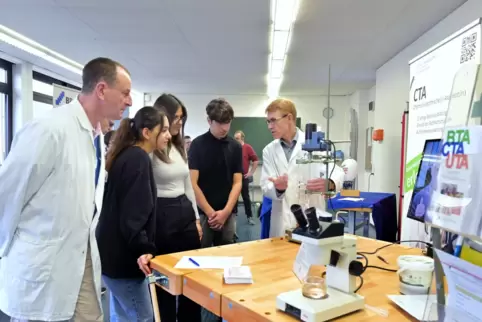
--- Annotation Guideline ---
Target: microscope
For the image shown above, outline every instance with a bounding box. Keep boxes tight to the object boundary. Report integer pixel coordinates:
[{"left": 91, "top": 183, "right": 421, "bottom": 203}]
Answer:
[{"left": 277, "top": 123, "right": 365, "bottom": 322}]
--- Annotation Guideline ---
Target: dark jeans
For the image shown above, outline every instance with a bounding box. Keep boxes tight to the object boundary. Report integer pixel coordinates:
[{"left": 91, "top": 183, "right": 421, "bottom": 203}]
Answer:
[
  {"left": 240, "top": 176, "right": 253, "bottom": 218},
  {"left": 200, "top": 212, "right": 236, "bottom": 248},
  {"left": 155, "top": 195, "right": 201, "bottom": 322}
]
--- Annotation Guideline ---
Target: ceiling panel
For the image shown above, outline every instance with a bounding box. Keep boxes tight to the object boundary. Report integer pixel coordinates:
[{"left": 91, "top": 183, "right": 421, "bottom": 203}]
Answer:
[
  {"left": 0, "top": 0, "right": 467, "bottom": 95},
  {"left": 282, "top": 0, "right": 466, "bottom": 94}
]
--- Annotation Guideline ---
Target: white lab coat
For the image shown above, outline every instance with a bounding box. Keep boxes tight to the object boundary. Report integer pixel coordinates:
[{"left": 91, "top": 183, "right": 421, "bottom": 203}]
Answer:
[
  {"left": 0, "top": 100, "right": 105, "bottom": 321},
  {"left": 260, "top": 128, "right": 345, "bottom": 237}
]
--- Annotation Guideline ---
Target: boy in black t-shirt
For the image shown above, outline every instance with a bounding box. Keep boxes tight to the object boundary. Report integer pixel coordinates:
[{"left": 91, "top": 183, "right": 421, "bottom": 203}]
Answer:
[{"left": 188, "top": 98, "right": 243, "bottom": 247}]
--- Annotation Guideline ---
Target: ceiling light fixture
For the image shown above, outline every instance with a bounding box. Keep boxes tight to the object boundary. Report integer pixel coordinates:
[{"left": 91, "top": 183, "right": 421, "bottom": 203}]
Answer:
[
  {"left": 270, "top": 59, "right": 285, "bottom": 78},
  {"left": 267, "top": 0, "right": 301, "bottom": 100},
  {"left": 0, "top": 25, "right": 83, "bottom": 75},
  {"left": 0, "top": 25, "right": 143, "bottom": 98}
]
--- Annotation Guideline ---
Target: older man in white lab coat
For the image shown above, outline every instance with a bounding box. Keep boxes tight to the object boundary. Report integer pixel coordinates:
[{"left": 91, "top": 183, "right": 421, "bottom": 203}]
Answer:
[
  {"left": 0, "top": 57, "right": 132, "bottom": 322},
  {"left": 260, "top": 99, "right": 345, "bottom": 238}
]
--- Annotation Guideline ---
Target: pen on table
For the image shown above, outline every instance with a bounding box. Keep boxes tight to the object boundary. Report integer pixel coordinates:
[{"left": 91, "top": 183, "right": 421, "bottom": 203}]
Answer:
[
  {"left": 189, "top": 257, "right": 200, "bottom": 267},
  {"left": 377, "top": 255, "right": 389, "bottom": 265}
]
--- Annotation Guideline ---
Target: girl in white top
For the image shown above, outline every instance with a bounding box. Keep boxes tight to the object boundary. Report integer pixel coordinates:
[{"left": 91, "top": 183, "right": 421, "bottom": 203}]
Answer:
[{"left": 151, "top": 93, "right": 202, "bottom": 322}]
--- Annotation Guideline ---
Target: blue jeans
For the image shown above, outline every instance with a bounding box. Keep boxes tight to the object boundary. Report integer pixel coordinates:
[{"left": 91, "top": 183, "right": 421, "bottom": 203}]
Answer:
[{"left": 102, "top": 275, "right": 153, "bottom": 322}]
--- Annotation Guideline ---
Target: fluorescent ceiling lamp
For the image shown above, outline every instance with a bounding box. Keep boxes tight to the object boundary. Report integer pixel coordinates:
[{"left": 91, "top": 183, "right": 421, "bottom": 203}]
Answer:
[
  {"left": 0, "top": 25, "right": 83, "bottom": 75},
  {"left": 270, "top": 59, "right": 285, "bottom": 78},
  {"left": 0, "top": 32, "right": 46, "bottom": 58},
  {"left": 273, "top": 0, "right": 300, "bottom": 31},
  {"left": 267, "top": 77, "right": 283, "bottom": 99},
  {"left": 267, "top": 0, "right": 301, "bottom": 98},
  {"left": 272, "top": 31, "right": 290, "bottom": 60}
]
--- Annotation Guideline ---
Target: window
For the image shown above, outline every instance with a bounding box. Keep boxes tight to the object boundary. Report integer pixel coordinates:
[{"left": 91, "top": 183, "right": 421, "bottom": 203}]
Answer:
[
  {"left": 32, "top": 71, "right": 81, "bottom": 118},
  {"left": 0, "top": 59, "right": 13, "bottom": 162},
  {"left": 0, "top": 68, "right": 6, "bottom": 83}
]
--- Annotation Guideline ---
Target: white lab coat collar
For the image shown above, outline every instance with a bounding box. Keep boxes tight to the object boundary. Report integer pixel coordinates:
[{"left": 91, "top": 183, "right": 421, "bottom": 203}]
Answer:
[
  {"left": 273, "top": 128, "right": 305, "bottom": 174},
  {"left": 69, "top": 99, "right": 100, "bottom": 136}
]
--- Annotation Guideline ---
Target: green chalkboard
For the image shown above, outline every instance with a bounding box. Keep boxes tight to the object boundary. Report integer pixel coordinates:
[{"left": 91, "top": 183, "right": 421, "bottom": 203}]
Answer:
[{"left": 229, "top": 117, "right": 302, "bottom": 162}]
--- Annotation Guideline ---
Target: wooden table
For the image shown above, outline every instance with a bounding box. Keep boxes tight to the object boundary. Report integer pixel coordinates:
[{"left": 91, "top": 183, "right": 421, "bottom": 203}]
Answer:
[{"left": 150, "top": 236, "right": 423, "bottom": 321}]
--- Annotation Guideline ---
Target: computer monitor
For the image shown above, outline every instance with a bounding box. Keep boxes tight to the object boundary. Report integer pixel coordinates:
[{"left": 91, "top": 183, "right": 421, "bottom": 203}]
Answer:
[{"left": 406, "top": 139, "right": 442, "bottom": 223}]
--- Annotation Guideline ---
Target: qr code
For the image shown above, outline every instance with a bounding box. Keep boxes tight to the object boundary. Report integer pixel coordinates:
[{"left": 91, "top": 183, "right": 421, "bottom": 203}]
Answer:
[{"left": 460, "top": 32, "right": 478, "bottom": 64}]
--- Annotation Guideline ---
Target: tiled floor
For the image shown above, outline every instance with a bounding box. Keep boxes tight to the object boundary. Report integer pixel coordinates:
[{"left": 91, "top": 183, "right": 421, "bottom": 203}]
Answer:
[{"left": 0, "top": 208, "right": 375, "bottom": 322}]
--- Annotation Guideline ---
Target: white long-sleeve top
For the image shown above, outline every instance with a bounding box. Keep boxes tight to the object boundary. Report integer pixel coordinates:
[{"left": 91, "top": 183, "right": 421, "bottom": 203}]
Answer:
[{"left": 151, "top": 147, "right": 200, "bottom": 219}]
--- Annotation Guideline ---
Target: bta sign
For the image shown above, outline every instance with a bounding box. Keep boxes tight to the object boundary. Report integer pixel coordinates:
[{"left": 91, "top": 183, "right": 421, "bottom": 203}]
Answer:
[{"left": 52, "top": 84, "right": 80, "bottom": 108}]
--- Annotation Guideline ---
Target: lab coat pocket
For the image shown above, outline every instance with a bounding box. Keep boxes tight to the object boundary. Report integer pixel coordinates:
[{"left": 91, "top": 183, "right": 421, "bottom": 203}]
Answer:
[{"left": 7, "top": 236, "right": 57, "bottom": 283}]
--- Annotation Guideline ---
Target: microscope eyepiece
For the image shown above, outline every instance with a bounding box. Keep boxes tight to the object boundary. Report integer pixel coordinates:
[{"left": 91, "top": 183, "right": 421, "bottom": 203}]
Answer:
[
  {"left": 290, "top": 204, "right": 308, "bottom": 228},
  {"left": 305, "top": 207, "right": 320, "bottom": 232}
]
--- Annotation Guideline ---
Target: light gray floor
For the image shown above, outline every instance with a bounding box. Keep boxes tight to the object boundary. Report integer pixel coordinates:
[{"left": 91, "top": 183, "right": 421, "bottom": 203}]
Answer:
[{"left": 1, "top": 207, "right": 375, "bottom": 322}]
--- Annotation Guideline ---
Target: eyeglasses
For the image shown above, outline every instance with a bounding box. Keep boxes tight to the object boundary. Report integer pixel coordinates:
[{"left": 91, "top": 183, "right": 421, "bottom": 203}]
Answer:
[
  {"left": 266, "top": 114, "right": 288, "bottom": 125},
  {"left": 173, "top": 115, "right": 186, "bottom": 124}
]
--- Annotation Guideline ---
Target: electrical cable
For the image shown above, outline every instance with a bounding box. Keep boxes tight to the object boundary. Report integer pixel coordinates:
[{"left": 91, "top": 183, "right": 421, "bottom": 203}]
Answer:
[
  {"left": 337, "top": 215, "right": 346, "bottom": 224},
  {"left": 354, "top": 275, "right": 363, "bottom": 293},
  {"left": 357, "top": 252, "right": 397, "bottom": 273},
  {"left": 357, "top": 239, "right": 433, "bottom": 255},
  {"left": 356, "top": 239, "right": 432, "bottom": 274},
  {"left": 321, "top": 268, "right": 364, "bottom": 292}
]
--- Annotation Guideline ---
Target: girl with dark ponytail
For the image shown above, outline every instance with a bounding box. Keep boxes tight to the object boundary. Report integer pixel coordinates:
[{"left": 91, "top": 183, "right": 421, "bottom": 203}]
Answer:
[{"left": 96, "top": 106, "right": 171, "bottom": 322}]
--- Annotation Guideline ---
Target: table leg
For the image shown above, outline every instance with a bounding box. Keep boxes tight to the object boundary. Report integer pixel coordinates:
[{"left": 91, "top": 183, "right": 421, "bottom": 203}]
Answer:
[
  {"left": 363, "top": 212, "right": 370, "bottom": 237},
  {"left": 348, "top": 211, "right": 356, "bottom": 235}
]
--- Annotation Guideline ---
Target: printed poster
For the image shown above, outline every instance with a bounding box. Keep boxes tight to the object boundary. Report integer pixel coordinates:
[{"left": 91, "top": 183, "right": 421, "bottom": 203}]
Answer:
[{"left": 402, "top": 21, "right": 482, "bottom": 244}]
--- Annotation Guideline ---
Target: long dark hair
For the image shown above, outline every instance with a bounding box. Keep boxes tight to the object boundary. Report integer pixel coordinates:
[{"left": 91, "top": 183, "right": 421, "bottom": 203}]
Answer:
[
  {"left": 106, "top": 106, "right": 166, "bottom": 171},
  {"left": 152, "top": 93, "right": 187, "bottom": 163}
]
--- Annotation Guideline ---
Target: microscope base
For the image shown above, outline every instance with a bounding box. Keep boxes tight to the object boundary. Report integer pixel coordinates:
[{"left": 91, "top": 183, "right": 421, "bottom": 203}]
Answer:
[{"left": 276, "top": 288, "right": 364, "bottom": 322}]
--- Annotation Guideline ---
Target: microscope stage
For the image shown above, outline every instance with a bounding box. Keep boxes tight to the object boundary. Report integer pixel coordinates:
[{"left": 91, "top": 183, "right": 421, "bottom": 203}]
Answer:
[{"left": 276, "top": 288, "right": 364, "bottom": 322}]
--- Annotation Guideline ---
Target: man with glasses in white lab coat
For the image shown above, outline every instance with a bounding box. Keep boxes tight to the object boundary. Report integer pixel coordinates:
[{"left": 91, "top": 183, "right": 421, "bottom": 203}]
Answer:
[
  {"left": 0, "top": 57, "right": 132, "bottom": 322},
  {"left": 260, "top": 98, "right": 345, "bottom": 238}
]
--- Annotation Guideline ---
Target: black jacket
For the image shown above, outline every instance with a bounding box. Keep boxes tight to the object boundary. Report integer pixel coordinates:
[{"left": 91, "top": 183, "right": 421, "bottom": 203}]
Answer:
[{"left": 96, "top": 146, "right": 157, "bottom": 279}]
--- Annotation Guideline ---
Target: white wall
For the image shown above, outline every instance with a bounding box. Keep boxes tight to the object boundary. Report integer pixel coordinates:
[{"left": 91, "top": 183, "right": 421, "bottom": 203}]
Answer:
[
  {"left": 128, "top": 91, "right": 145, "bottom": 118},
  {"left": 372, "top": 0, "right": 482, "bottom": 210},
  {"left": 350, "top": 86, "right": 376, "bottom": 192},
  {"left": 145, "top": 93, "right": 352, "bottom": 147}
]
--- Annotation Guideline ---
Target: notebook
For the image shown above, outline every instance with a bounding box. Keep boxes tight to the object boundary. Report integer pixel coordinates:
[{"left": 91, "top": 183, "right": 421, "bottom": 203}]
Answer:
[{"left": 223, "top": 266, "right": 253, "bottom": 284}]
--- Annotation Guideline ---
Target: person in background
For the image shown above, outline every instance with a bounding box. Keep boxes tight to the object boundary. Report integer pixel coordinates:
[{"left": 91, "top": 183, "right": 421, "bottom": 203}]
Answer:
[
  {"left": 101, "top": 119, "right": 115, "bottom": 134},
  {"left": 184, "top": 135, "right": 192, "bottom": 153},
  {"left": 234, "top": 130, "right": 259, "bottom": 225},
  {"left": 260, "top": 98, "right": 345, "bottom": 238},
  {"left": 104, "top": 130, "right": 116, "bottom": 153},
  {"left": 189, "top": 98, "right": 243, "bottom": 247},
  {"left": 152, "top": 93, "right": 202, "bottom": 322},
  {"left": 96, "top": 107, "right": 170, "bottom": 322},
  {"left": 0, "top": 57, "right": 131, "bottom": 322}
]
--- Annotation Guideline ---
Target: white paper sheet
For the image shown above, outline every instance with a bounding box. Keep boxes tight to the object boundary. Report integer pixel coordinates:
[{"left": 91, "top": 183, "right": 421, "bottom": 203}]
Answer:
[
  {"left": 435, "top": 249, "right": 482, "bottom": 320},
  {"left": 387, "top": 294, "right": 438, "bottom": 321},
  {"left": 174, "top": 256, "right": 243, "bottom": 269},
  {"left": 338, "top": 197, "right": 364, "bottom": 202}
]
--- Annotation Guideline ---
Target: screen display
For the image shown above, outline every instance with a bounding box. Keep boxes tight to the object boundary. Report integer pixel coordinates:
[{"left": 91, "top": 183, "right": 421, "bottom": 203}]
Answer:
[{"left": 407, "top": 139, "right": 442, "bottom": 223}]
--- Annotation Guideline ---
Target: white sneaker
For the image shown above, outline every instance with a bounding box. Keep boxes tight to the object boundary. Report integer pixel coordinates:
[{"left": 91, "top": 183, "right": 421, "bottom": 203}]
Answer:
[{"left": 247, "top": 218, "right": 255, "bottom": 225}]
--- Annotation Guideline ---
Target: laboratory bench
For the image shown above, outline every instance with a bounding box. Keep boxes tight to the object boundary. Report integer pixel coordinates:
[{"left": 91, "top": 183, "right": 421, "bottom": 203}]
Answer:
[{"left": 149, "top": 236, "right": 422, "bottom": 321}]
